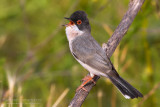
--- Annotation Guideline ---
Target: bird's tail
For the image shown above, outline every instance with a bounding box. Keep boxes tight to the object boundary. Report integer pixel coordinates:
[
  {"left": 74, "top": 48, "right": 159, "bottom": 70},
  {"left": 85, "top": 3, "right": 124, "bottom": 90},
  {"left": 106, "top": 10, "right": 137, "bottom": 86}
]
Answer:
[{"left": 108, "top": 74, "right": 143, "bottom": 99}]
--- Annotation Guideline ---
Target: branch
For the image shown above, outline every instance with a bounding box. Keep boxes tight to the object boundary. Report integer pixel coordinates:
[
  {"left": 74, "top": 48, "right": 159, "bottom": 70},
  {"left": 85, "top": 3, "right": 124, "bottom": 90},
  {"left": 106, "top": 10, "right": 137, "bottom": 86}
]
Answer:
[
  {"left": 103, "top": 0, "right": 145, "bottom": 57},
  {"left": 69, "top": 0, "right": 145, "bottom": 107}
]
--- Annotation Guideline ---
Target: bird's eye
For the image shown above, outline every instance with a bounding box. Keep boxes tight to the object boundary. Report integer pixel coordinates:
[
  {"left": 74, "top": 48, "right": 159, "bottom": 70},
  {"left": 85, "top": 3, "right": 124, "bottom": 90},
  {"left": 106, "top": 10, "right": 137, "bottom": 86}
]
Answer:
[
  {"left": 69, "top": 21, "right": 74, "bottom": 25},
  {"left": 77, "top": 20, "right": 82, "bottom": 25}
]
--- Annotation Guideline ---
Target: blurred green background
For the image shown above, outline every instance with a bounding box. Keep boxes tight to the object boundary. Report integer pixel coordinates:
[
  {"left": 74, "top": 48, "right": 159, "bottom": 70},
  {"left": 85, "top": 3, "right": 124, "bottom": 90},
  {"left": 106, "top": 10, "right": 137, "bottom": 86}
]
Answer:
[{"left": 0, "top": 0, "right": 160, "bottom": 107}]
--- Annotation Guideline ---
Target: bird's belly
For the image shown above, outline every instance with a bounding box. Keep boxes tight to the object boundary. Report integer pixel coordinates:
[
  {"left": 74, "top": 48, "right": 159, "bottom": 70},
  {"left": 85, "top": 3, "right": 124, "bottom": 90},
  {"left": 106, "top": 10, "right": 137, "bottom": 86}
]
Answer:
[{"left": 76, "top": 59, "right": 107, "bottom": 77}]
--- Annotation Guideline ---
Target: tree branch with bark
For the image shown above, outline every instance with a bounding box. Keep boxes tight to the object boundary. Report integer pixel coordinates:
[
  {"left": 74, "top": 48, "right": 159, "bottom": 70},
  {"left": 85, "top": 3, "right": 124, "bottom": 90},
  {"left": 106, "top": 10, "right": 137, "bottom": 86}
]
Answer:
[{"left": 69, "top": 0, "right": 145, "bottom": 107}]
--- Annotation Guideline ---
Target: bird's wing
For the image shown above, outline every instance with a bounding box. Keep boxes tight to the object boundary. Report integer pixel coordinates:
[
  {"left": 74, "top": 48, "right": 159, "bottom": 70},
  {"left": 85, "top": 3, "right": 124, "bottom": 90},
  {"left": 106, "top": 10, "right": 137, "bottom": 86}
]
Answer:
[{"left": 71, "top": 35, "right": 112, "bottom": 74}]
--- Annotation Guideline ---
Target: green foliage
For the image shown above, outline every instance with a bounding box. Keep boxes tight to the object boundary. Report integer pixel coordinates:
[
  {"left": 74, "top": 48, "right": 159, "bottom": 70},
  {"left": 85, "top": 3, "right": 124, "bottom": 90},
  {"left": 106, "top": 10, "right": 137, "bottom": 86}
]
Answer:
[{"left": 0, "top": 0, "right": 160, "bottom": 107}]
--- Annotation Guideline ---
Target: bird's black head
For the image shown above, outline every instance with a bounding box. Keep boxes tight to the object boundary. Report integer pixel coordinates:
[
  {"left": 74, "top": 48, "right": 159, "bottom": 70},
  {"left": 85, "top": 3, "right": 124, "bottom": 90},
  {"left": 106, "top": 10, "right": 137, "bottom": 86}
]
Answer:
[{"left": 65, "top": 11, "right": 91, "bottom": 32}]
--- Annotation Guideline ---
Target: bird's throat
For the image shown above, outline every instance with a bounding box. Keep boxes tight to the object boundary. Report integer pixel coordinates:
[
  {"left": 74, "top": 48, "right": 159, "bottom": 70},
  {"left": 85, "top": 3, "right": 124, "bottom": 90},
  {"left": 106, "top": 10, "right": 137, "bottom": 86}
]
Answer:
[{"left": 65, "top": 25, "right": 84, "bottom": 42}]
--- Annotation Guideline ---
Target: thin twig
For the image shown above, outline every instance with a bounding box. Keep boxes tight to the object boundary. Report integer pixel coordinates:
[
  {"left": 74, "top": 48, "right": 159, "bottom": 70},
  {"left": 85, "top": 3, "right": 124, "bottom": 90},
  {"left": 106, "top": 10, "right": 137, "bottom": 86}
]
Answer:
[
  {"left": 47, "top": 85, "right": 55, "bottom": 107},
  {"left": 52, "top": 88, "right": 69, "bottom": 107},
  {"left": 137, "top": 82, "right": 160, "bottom": 107},
  {"left": 69, "top": 0, "right": 145, "bottom": 106}
]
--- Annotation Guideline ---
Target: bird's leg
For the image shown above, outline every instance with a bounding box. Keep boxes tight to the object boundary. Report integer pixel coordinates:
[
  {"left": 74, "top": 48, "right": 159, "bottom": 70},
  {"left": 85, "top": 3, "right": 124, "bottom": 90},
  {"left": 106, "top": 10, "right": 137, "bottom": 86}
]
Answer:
[
  {"left": 76, "top": 75, "right": 96, "bottom": 92},
  {"left": 81, "top": 75, "right": 96, "bottom": 84}
]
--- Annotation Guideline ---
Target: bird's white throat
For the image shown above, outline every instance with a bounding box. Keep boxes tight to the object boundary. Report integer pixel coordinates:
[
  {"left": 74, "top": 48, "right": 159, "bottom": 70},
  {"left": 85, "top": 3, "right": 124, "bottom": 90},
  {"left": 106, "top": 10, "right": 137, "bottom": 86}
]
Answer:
[{"left": 65, "top": 25, "right": 84, "bottom": 42}]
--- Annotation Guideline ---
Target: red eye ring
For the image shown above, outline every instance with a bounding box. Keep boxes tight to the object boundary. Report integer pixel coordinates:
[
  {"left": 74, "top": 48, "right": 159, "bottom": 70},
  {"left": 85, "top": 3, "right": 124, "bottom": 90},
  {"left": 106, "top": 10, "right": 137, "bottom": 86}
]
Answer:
[{"left": 77, "top": 20, "right": 82, "bottom": 25}]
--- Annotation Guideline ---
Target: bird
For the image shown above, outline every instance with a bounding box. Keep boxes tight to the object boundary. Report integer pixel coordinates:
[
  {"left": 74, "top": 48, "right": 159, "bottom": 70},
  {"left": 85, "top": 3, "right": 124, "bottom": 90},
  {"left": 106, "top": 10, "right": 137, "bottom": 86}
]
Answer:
[{"left": 64, "top": 10, "right": 143, "bottom": 99}]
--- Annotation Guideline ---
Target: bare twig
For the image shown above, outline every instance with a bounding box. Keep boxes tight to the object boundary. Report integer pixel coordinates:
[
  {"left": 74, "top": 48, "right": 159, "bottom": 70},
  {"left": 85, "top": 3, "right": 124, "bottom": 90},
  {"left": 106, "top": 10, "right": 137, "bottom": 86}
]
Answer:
[
  {"left": 52, "top": 88, "right": 69, "bottom": 107},
  {"left": 137, "top": 82, "right": 160, "bottom": 107},
  {"left": 69, "top": 0, "right": 145, "bottom": 107},
  {"left": 103, "top": 0, "right": 145, "bottom": 57},
  {"left": 47, "top": 85, "right": 55, "bottom": 107}
]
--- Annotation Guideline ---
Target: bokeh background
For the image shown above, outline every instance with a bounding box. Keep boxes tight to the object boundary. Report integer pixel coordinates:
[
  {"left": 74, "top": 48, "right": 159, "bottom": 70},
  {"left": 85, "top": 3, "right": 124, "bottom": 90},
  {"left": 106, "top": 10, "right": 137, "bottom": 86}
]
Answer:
[{"left": 0, "top": 0, "right": 160, "bottom": 107}]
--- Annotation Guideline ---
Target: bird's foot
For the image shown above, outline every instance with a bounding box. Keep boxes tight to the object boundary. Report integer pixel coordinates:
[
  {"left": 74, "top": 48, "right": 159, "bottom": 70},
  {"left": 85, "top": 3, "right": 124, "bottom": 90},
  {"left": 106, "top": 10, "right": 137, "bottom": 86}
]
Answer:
[
  {"left": 76, "top": 86, "right": 88, "bottom": 92},
  {"left": 76, "top": 75, "right": 96, "bottom": 92}
]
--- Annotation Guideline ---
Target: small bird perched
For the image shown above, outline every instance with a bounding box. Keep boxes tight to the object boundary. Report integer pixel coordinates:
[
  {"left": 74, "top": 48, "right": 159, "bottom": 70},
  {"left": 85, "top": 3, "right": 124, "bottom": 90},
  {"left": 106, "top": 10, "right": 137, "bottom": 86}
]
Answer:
[{"left": 64, "top": 10, "right": 143, "bottom": 99}]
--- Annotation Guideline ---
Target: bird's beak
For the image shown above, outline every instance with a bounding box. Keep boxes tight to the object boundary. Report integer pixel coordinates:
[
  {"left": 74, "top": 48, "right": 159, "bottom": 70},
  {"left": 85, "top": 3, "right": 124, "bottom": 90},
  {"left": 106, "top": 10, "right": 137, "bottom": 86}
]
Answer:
[
  {"left": 64, "top": 17, "right": 70, "bottom": 20},
  {"left": 63, "top": 17, "right": 74, "bottom": 27},
  {"left": 62, "top": 17, "right": 70, "bottom": 27}
]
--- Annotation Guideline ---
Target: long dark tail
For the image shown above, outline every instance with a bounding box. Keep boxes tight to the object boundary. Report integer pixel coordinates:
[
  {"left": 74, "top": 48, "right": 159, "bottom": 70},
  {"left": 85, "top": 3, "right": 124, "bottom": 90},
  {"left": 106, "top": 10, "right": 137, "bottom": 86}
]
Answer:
[{"left": 108, "top": 75, "right": 143, "bottom": 99}]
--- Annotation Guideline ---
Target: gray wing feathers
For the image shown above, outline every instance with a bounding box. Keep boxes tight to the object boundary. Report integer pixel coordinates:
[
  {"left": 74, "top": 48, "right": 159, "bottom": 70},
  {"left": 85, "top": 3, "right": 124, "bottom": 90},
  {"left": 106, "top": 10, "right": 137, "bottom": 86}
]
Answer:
[{"left": 71, "top": 35, "right": 112, "bottom": 74}]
